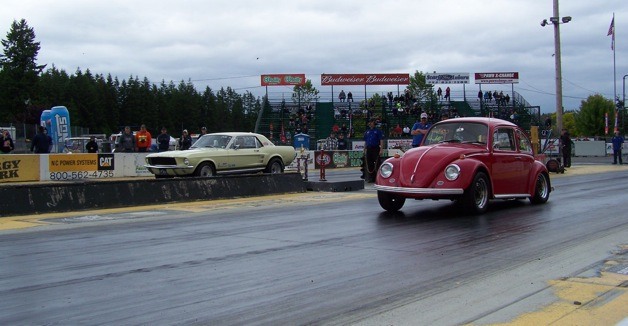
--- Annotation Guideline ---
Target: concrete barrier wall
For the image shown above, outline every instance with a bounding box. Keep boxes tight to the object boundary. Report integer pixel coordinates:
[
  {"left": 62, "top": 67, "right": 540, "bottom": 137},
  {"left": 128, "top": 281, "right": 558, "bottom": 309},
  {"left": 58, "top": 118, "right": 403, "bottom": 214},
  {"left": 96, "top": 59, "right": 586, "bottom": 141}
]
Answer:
[{"left": 0, "top": 173, "right": 306, "bottom": 216}]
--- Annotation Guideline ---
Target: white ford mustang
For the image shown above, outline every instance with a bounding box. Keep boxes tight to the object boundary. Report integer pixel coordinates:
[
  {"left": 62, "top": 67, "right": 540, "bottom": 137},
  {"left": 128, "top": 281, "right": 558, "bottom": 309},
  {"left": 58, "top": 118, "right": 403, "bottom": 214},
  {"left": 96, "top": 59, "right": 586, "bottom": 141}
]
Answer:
[{"left": 145, "top": 132, "right": 297, "bottom": 178}]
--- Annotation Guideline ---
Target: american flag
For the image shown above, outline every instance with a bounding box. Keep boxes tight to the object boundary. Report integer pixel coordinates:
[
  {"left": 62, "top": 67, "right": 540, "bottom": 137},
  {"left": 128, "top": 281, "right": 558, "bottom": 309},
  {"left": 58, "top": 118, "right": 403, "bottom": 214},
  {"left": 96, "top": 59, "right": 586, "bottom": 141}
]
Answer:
[{"left": 608, "top": 17, "right": 615, "bottom": 50}]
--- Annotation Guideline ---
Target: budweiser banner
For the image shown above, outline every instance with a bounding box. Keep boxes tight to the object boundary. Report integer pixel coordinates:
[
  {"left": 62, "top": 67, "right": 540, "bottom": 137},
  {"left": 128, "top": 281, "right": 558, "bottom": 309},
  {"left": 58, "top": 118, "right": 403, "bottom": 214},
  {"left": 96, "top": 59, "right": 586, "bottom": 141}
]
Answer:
[
  {"left": 320, "top": 73, "right": 410, "bottom": 86},
  {"left": 261, "top": 74, "right": 306, "bottom": 86},
  {"left": 474, "top": 72, "right": 519, "bottom": 84},
  {"left": 426, "top": 73, "right": 470, "bottom": 84}
]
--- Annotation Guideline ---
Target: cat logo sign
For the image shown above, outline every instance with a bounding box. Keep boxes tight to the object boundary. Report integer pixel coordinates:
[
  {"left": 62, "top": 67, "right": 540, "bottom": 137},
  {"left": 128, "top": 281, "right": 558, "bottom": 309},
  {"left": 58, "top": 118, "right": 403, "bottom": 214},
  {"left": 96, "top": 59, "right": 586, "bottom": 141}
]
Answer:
[{"left": 97, "top": 154, "right": 115, "bottom": 170}]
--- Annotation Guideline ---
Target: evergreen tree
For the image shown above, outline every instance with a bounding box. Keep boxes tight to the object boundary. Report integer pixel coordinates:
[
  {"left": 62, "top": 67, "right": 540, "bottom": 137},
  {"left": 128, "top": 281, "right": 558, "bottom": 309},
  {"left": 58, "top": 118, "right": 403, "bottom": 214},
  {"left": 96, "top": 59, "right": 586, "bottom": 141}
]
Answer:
[{"left": 0, "top": 19, "right": 46, "bottom": 122}]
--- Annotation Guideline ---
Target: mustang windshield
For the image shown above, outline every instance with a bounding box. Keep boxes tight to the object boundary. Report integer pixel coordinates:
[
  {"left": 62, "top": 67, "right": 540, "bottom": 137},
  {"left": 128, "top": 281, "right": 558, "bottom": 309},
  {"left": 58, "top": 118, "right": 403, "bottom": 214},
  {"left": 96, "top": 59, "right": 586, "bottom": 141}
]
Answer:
[
  {"left": 423, "top": 122, "right": 489, "bottom": 146},
  {"left": 191, "top": 135, "right": 232, "bottom": 149}
]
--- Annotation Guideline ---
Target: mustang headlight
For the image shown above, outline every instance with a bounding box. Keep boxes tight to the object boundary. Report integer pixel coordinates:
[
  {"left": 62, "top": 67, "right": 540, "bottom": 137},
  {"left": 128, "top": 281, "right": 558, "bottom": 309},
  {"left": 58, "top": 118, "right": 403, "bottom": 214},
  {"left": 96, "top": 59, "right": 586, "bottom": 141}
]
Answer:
[
  {"left": 444, "top": 164, "right": 461, "bottom": 181},
  {"left": 183, "top": 158, "right": 190, "bottom": 166},
  {"left": 379, "top": 162, "right": 393, "bottom": 178}
]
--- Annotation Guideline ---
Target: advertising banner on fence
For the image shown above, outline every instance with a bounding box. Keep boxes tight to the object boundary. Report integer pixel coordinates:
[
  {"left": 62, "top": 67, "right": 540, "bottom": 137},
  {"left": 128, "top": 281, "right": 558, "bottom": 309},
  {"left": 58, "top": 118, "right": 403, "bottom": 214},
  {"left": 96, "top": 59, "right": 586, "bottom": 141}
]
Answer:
[
  {"left": 426, "top": 73, "right": 470, "bottom": 84},
  {"left": 46, "top": 154, "right": 115, "bottom": 181},
  {"left": 0, "top": 155, "right": 40, "bottom": 183},
  {"left": 314, "top": 150, "right": 365, "bottom": 169},
  {"left": 321, "top": 74, "right": 410, "bottom": 86},
  {"left": 261, "top": 74, "right": 306, "bottom": 86},
  {"left": 474, "top": 72, "right": 519, "bottom": 84}
]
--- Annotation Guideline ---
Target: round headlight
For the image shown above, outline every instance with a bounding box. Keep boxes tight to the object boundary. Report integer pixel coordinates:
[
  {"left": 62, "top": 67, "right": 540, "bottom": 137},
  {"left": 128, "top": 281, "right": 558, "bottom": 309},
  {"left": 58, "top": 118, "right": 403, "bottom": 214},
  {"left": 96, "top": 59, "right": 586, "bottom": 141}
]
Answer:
[
  {"left": 444, "top": 164, "right": 461, "bottom": 181},
  {"left": 183, "top": 158, "right": 190, "bottom": 166},
  {"left": 379, "top": 162, "right": 394, "bottom": 178}
]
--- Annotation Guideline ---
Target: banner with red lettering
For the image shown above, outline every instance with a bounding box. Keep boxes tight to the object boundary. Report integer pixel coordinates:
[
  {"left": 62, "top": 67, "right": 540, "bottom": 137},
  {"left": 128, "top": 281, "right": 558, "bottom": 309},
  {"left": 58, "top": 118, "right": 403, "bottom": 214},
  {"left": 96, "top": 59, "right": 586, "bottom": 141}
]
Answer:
[
  {"left": 474, "top": 72, "right": 519, "bottom": 84},
  {"left": 261, "top": 74, "right": 306, "bottom": 86},
  {"left": 321, "top": 74, "right": 410, "bottom": 86}
]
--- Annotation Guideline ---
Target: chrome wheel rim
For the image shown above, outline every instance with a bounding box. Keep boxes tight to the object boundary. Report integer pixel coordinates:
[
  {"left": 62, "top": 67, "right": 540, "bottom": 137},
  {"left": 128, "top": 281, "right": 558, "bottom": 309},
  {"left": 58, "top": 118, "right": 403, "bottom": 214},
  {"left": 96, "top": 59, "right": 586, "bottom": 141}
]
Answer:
[{"left": 474, "top": 178, "right": 488, "bottom": 209}]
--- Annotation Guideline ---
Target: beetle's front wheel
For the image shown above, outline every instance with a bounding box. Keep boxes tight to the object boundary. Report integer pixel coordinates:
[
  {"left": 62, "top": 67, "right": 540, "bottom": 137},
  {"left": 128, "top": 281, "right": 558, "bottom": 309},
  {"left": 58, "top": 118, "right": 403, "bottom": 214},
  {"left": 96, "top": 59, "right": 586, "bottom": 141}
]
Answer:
[
  {"left": 378, "top": 191, "right": 406, "bottom": 212},
  {"left": 460, "top": 172, "right": 490, "bottom": 214}
]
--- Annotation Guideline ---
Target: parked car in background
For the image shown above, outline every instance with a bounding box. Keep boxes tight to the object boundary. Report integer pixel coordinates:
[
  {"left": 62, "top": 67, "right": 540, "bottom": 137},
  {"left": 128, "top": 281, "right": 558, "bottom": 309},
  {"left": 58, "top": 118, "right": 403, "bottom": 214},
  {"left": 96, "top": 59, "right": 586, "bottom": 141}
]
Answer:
[
  {"left": 374, "top": 117, "right": 551, "bottom": 214},
  {"left": 63, "top": 135, "right": 107, "bottom": 153},
  {"left": 144, "top": 132, "right": 297, "bottom": 178}
]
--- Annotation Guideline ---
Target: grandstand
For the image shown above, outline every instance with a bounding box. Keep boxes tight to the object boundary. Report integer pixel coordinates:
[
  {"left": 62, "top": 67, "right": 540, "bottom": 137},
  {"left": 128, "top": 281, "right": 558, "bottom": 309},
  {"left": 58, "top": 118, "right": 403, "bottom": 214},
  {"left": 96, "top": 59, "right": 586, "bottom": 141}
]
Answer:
[{"left": 255, "top": 90, "right": 540, "bottom": 149}]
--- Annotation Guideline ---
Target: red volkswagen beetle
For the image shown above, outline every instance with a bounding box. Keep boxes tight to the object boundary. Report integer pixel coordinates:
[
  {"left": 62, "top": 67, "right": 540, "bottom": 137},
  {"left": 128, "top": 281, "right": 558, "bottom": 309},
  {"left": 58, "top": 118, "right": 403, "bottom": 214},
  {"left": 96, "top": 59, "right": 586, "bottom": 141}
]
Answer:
[{"left": 374, "top": 117, "right": 551, "bottom": 213}]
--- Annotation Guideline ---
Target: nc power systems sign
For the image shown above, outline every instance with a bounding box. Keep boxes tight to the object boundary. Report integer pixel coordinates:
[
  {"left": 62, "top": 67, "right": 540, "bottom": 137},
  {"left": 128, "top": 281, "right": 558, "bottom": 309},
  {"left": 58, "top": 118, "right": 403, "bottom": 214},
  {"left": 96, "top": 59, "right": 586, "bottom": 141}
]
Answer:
[
  {"left": 261, "top": 74, "right": 306, "bottom": 86},
  {"left": 474, "top": 72, "right": 519, "bottom": 84},
  {"left": 426, "top": 73, "right": 470, "bottom": 84}
]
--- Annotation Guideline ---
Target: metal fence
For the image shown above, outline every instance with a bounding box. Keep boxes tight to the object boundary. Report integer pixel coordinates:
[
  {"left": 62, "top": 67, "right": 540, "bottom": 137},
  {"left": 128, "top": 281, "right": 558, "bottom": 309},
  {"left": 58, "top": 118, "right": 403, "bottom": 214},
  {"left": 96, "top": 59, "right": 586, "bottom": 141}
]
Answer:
[{"left": 0, "top": 123, "right": 90, "bottom": 154}]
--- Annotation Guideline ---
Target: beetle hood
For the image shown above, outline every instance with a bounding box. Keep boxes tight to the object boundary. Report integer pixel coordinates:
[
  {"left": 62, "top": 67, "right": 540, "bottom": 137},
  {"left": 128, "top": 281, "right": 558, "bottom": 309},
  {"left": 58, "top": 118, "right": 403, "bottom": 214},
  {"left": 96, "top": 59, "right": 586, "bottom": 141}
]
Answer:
[{"left": 398, "top": 144, "right": 486, "bottom": 186}]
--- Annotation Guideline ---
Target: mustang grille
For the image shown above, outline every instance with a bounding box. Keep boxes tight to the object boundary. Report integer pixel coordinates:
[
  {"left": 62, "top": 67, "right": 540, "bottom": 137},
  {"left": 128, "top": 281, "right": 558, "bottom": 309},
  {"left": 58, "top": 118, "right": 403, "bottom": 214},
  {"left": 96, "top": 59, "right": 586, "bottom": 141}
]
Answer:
[{"left": 147, "top": 157, "right": 177, "bottom": 165}]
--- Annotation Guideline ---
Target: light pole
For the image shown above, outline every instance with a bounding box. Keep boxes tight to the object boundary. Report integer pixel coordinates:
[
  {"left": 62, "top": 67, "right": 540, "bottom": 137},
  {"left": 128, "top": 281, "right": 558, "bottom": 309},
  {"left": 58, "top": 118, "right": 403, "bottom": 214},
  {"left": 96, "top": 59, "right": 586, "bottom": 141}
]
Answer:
[{"left": 541, "top": 0, "right": 571, "bottom": 132}]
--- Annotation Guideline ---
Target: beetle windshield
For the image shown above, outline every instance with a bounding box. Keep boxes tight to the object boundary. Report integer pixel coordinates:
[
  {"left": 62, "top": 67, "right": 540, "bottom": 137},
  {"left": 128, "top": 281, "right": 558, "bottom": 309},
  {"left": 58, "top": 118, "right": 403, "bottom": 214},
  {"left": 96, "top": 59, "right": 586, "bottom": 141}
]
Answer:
[
  {"left": 191, "top": 135, "right": 232, "bottom": 149},
  {"left": 423, "top": 122, "right": 489, "bottom": 146}
]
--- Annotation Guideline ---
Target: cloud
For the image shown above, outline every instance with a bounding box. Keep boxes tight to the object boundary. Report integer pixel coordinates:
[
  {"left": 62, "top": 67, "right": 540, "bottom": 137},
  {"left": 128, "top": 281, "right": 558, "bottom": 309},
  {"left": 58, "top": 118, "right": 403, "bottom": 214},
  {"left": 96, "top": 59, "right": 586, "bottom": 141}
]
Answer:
[{"left": 1, "top": 0, "right": 626, "bottom": 112}]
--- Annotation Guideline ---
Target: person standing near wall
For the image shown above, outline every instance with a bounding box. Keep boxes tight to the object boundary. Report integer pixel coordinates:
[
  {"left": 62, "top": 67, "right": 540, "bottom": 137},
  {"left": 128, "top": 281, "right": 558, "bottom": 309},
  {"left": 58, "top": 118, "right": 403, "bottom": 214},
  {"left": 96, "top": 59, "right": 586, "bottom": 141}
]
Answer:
[
  {"left": 363, "top": 119, "right": 383, "bottom": 183},
  {"left": 560, "top": 129, "right": 572, "bottom": 168},
  {"left": 30, "top": 126, "right": 51, "bottom": 153},
  {"left": 156, "top": 127, "right": 171, "bottom": 152},
  {"left": 1, "top": 130, "right": 14, "bottom": 154},
  {"left": 135, "top": 124, "right": 152, "bottom": 152},
  {"left": 85, "top": 136, "right": 99, "bottom": 153},
  {"left": 178, "top": 129, "right": 192, "bottom": 150},
  {"left": 117, "top": 126, "right": 136, "bottom": 152},
  {"left": 612, "top": 131, "right": 624, "bottom": 165}
]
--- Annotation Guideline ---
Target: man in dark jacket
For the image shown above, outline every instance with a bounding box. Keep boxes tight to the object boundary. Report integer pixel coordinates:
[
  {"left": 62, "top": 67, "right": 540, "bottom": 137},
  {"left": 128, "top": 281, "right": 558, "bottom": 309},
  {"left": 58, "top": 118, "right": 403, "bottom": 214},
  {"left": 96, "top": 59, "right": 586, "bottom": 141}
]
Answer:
[
  {"left": 86, "top": 136, "right": 99, "bottom": 153},
  {"left": 157, "top": 127, "right": 170, "bottom": 152},
  {"left": 31, "top": 126, "right": 52, "bottom": 153},
  {"left": 560, "top": 129, "right": 572, "bottom": 168}
]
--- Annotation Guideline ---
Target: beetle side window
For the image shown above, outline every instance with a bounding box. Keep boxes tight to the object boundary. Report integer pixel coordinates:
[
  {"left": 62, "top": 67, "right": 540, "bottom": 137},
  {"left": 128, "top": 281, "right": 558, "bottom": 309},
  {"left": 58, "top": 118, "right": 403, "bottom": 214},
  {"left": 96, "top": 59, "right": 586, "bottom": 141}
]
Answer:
[
  {"left": 517, "top": 130, "right": 534, "bottom": 154},
  {"left": 493, "top": 128, "right": 516, "bottom": 151}
]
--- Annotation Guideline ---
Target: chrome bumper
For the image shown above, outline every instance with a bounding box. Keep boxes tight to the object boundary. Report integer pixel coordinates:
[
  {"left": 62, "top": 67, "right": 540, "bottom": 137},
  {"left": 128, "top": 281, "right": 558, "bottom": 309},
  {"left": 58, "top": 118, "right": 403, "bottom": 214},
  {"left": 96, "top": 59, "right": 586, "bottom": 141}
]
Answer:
[
  {"left": 373, "top": 184, "right": 464, "bottom": 195},
  {"left": 144, "top": 164, "right": 194, "bottom": 170}
]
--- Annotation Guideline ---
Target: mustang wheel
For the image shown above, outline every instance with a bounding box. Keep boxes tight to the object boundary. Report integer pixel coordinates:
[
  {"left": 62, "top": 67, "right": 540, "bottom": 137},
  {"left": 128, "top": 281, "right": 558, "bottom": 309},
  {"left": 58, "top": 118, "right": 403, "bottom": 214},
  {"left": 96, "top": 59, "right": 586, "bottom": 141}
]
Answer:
[
  {"left": 265, "top": 158, "right": 284, "bottom": 174},
  {"left": 530, "top": 173, "right": 550, "bottom": 204},
  {"left": 377, "top": 191, "right": 406, "bottom": 212},
  {"left": 461, "top": 172, "right": 490, "bottom": 214},
  {"left": 194, "top": 162, "right": 215, "bottom": 177}
]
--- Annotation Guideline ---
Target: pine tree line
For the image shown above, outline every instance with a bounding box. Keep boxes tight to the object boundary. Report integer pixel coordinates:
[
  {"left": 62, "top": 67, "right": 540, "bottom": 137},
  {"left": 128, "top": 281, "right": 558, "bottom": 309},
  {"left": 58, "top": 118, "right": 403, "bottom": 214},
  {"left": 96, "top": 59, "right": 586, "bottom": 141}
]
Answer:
[{"left": 0, "top": 19, "right": 261, "bottom": 137}]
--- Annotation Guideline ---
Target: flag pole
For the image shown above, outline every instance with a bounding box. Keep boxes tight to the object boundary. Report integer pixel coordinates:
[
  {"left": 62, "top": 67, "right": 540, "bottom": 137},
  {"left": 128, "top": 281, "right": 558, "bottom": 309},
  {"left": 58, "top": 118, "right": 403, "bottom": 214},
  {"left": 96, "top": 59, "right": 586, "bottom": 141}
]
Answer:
[{"left": 613, "top": 13, "right": 617, "bottom": 104}]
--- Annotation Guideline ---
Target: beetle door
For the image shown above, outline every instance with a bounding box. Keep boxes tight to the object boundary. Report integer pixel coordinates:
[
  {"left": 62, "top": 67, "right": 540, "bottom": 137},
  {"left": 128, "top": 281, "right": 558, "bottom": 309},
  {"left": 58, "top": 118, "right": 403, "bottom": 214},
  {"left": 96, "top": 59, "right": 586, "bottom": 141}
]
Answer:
[{"left": 491, "top": 128, "right": 528, "bottom": 195}]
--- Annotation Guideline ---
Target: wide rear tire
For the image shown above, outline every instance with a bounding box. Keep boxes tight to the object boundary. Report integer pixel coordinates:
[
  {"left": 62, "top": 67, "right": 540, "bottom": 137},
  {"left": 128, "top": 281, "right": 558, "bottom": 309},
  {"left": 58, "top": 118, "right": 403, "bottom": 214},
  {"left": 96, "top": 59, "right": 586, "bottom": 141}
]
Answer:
[
  {"left": 530, "top": 173, "right": 550, "bottom": 204},
  {"left": 377, "top": 191, "right": 406, "bottom": 212},
  {"left": 265, "top": 158, "right": 284, "bottom": 174}
]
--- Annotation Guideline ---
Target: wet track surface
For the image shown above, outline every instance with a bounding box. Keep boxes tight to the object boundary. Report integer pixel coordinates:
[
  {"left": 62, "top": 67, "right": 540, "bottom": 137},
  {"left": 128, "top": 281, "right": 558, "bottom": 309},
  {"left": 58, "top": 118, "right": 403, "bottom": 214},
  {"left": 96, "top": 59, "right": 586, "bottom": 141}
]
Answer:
[{"left": 1, "top": 170, "right": 627, "bottom": 325}]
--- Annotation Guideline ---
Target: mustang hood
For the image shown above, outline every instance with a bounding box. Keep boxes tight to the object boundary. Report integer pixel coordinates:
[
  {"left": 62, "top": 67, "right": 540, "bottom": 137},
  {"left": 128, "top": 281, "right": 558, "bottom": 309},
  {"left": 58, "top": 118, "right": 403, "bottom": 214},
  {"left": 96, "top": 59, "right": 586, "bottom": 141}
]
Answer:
[{"left": 397, "top": 144, "right": 485, "bottom": 187}]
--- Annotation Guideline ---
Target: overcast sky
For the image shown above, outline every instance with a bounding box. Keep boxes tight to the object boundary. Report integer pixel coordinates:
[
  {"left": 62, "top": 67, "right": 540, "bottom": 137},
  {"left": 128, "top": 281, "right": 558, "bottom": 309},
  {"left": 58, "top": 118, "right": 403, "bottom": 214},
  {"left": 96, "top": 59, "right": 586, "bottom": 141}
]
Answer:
[{"left": 2, "top": 0, "right": 626, "bottom": 114}]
